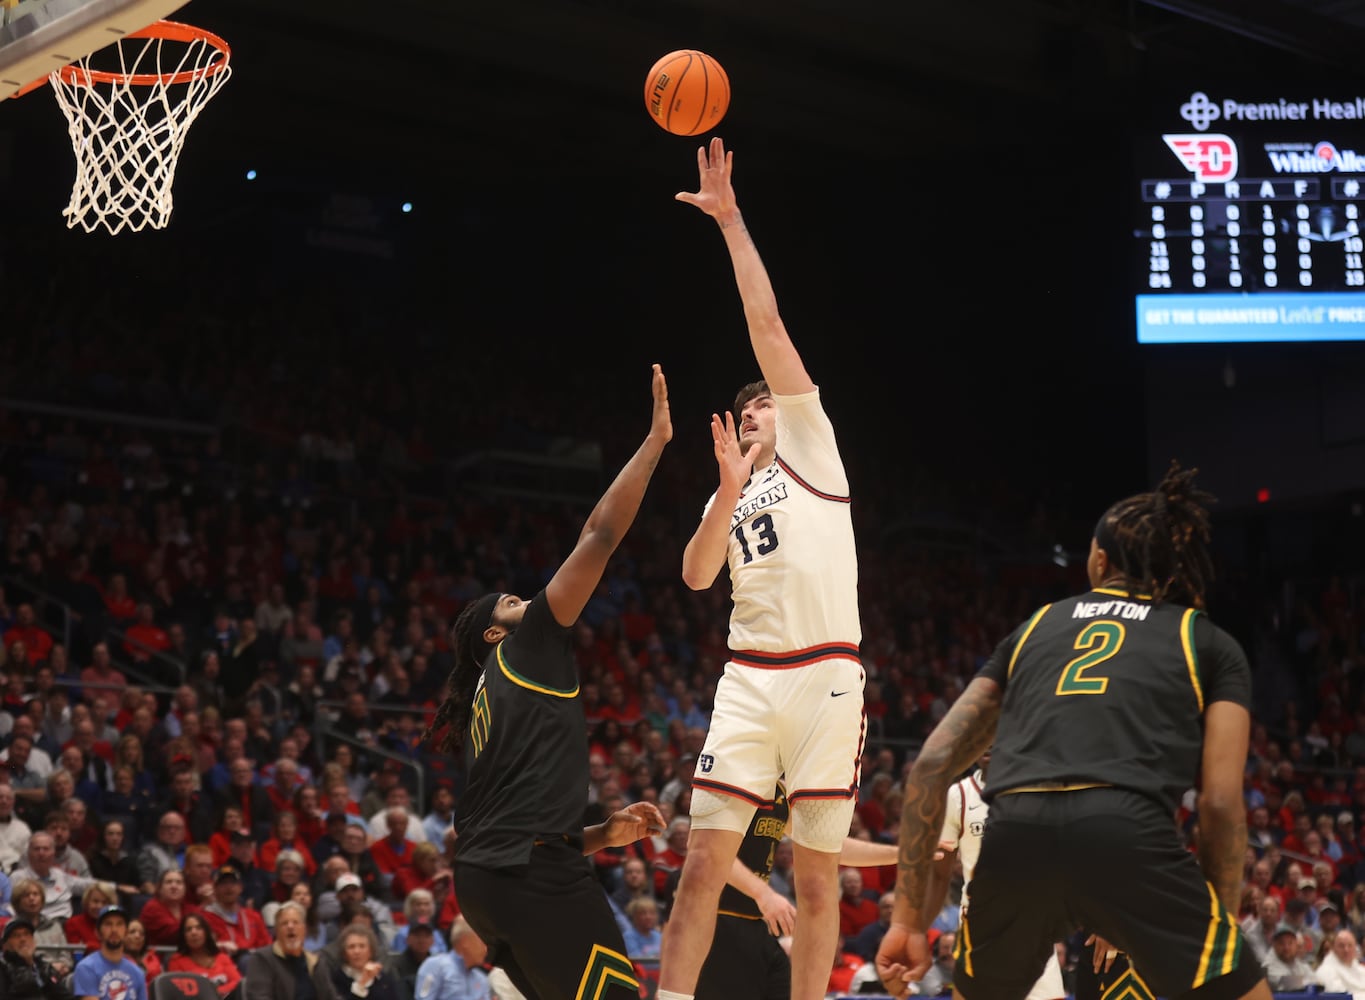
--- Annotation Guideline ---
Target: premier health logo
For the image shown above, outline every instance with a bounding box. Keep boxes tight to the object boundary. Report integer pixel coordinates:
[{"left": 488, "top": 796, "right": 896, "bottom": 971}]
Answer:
[{"left": 1180, "top": 92, "right": 1222, "bottom": 132}]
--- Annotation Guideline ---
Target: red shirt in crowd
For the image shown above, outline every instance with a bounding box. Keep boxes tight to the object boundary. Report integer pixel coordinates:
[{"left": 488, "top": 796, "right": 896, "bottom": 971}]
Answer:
[
  {"left": 839, "top": 894, "right": 880, "bottom": 939},
  {"left": 65, "top": 912, "right": 101, "bottom": 950},
  {"left": 202, "top": 904, "right": 272, "bottom": 954},
  {"left": 167, "top": 951, "right": 243, "bottom": 997},
  {"left": 140, "top": 900, "right": 203, "bottom": 947},
  {"left": 369, "top": 836, "right": 414, "bottom": 875},
  {"left": 259, "top": 837, "right": 318, "bottom": 877}
]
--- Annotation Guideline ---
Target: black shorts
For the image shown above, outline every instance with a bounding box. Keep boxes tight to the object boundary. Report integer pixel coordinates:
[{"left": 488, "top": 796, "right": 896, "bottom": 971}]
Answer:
[
  {"left": 455, "top": 840, "right": 640, "bottom": 1000},
  {"left": 956, "top": 787, "right": 1263, "bottom": 1000},
  {"left": 1072, "top": 935, "right": 1156, "bottom": 1000},
  {"left": 696, "top": 913, "right": 790, "bottom": 1000}
]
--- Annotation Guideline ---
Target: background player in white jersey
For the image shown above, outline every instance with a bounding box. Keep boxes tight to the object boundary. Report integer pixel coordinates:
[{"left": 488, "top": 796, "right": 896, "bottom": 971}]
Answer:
[
  {"left": 932, "top": 752, "right": 1064, "bottom": 1000},
  {"left": 657, "top": 136, "right": 865, "bottom": 1000}
]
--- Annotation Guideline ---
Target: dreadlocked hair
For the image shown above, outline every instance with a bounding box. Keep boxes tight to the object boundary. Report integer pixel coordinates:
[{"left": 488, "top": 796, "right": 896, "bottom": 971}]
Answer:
[
  {"left": 422, "top": 599, "right": 490, "bottom": 755},
  {"left": 1099, "top": 461, "right": 1217, "bottom": 608}
]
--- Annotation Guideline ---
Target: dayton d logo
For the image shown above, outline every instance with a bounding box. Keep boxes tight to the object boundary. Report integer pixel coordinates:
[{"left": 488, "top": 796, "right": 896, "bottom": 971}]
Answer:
[
  {"left": 1163, "top": 134, "right": 1239, "bottom": 182},
  {"left": 698, "top": 754, "right": 715, "bottom": 774}
]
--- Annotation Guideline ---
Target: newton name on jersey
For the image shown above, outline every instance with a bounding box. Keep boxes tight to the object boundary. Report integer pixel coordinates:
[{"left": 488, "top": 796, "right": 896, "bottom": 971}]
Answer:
[{"left": 1072, "top": 599, "right": 1152, "bottom": 621}]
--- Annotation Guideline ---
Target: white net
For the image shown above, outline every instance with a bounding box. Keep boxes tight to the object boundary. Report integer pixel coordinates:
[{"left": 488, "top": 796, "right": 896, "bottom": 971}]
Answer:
[{"left": 48, "top": 21, "right": 231, "bottom": 234}]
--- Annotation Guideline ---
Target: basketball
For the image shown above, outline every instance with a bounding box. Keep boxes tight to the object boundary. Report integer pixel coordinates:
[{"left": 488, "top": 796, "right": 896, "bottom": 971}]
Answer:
[{"left": 644, "top": 49, "right": 729, "bottom": 136}]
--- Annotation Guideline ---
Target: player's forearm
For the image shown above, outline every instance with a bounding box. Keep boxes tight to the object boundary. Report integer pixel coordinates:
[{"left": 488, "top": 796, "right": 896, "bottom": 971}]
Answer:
[
  {"left": 580, "top": 432, "right": 669, "bottom": 549},
  {"left": 715, "top": 209, "right": 781, "bottom": 331},
  {"left": 892, "top": 678, "right": 1001, "bottom": 933},
  {"left": 726, "top": 857, "right": 772, "bottom": 901},
  {"left": 1196, "top": 794, "right": 1248, "bottom": 913},
  {"left": 838, "top": 837, "right": 899, "bottom": 868},
  {"left": 581, "top": 824, "right": 609, "bottom": 855},
  {"left": 922, "top": 855, "right": 955, "bottom": 926},
  {"left": 681, "top": 487, "right": 741, "bottom": 589}
]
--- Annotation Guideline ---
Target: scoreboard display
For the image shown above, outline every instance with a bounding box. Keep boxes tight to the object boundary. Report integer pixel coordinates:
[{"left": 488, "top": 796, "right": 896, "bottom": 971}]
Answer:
[{"left": 1136, "top": 89, "right": 1365, "bottom": 343}]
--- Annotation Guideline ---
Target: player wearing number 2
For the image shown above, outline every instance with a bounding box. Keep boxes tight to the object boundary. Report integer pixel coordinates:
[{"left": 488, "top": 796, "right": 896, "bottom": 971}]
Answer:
[
  {"left": 657, "top": 136, "right": 865, "bottom": 1000},
  {"left": 878, "top": 463, "right": 1273, "bottom": 1000}
]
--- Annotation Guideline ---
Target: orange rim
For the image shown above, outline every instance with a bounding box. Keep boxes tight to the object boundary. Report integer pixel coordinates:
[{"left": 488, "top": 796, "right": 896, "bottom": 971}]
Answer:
[{"left": 56, "top": 20, "right": 230, "bottom": 88}]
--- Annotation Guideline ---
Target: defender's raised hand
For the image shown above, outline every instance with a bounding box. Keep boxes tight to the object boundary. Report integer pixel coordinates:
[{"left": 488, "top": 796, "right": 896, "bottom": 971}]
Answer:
[
  {"left": 675, "top": 136, "right": 737, "bottom": 220},
  {"left": 651, "top": 364, "right": 673, "bottom": 444}
]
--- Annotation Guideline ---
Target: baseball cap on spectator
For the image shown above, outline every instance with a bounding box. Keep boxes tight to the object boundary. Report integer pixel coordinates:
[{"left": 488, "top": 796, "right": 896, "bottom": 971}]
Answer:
[
  {"left": 1298, "top": 878, "right": 1318, "bottom": 890},
  {"left": 214, "top": 865, "right": 242, "bottom": 883},
  {"left": 326, "top": 810, "right": 348, "bottom": 824},
  {"left": 1, "top": 918, "right": 35, "bottom": 943},
  {"left": 335, "top": 873, "right": 363, "bottom": 891},
  {"left": 97, "top": 905, "right": 128, "bottom": 927},
  {"left": 1319, "top": 899, "right": 1340, "bottom": 915},
  {"left": 407, "top": 921, "right": 435, "bottom": 936},
  {"left": 345, "top": 815, "right": 369, "bottom": 829},
  {"left": 231, "top": 829, "right": 255, "bottom": 844},
  {"left": 1340, "top": 811, "right": 1355, "bottom": 826},
  {"left": 1273, "top": 923, "right": 1297, "bottom": 939}
]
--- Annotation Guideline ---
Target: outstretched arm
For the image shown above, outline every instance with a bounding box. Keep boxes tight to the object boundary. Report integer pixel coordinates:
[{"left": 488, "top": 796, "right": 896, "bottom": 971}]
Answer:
[
  {"left": 677, "top": 137, "right": 815, "bottom": 397},
  {"left": 545, "top": 365, "right": 671, "bottom": 626}
]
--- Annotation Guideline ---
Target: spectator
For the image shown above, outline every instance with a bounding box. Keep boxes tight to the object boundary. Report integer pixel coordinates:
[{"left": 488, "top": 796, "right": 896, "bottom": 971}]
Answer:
[
  {"left": 386, "top": 919, "right": 437, "bottom": 1000},
  {"left": 621, "top": 897, "right": 661, "bottom": 960},
  {"left": 64, "top": 880, "right": 117, "bottom": 953},
  {"left": 137, "top": 810, "right": 188, "bottom": 895},
  {"left": 215, "top": 757, "right": 274, "bottom": 843},
  {"left": 123, "top": 918, "right": 162, "bottom": 985},
  {"left": 139, "top": 868, "right": 199, "bottom": 947},
  {"left": 209, "top": 806, "right": 248, "bottom": 867},
  {"left": 78, "top": 644, "right": 126, "bottom": 702},
  {"left": 260, "top": 812, "right": 317, "bottom": 878},
  {"left": 413, "top": 918, "right": 490, "bottom": 1000},
  {"left": 336, "top": 823, "right": 385, "bottom": 901},
  {"left": 4, "top": 736, "right": 49, "bottom": 826},
  {"left": 157, "top": 768, "right": 214, "bottom": 845},
  {"left": 88, "top": 819, "right": 139, "bottom": 909},
  {"left": 4, "top": 606, "right": 52, "bottom": 664},
  {"left": 62, "top": 798, "right": 99, "bottom": 858},
  {"left": 311, "top": 811, "right": 351, "bottom": 868},
  {"left": 319, "top": 872, "right": 396, "bottom": 945},
  {"left": 0, "top": 917, "right": 74, "bottom": 1000},
  {"left": 100, "top": 766, "right": 154, "bottom": 845},
  {"left": 1241, "top": 895, "right": 1282, "bottom": 967},
  {"left": 227, "top": 829, "right": 272, "bottom": 912},
  {"left": 392, "top": 843, "right": 443, "bottom": 901},
  {"left": 202, "top": 865, "right": 272, "bottom": 963},
  {"left": 12, "top": 831, "right": 93, "bottom": 921},
  {"left": 184, "top": 844, "right": 218, "bottom": 908},
  {"left": 850, "top": 892, "right": 896, "bottom": 963},
  {"left": 391, "top": 890, "right": 447, "bottom": 957},
  {"left": 257, "top": 847, "right": 306, "bottom": 908},
  {"left": 167, "top": 911, "right": 242, "bottom": 999},
  {"left": 370, "top": 808, "right": 416, "bottom": 878},
  {"left": 242, "top": 900, "right": 343, "bottom": 1000},
  {"left": 47, "top": 813, "right": 91, "bottom": 880},
  {"left": 836, "top": 868, "right": 878, "bottom": 939},
  {"left": 916, "top": 930, "right": 955, "bottom": 998},
  {"left": 421, "top": 785, "right": 455, "bottom": 848},
  {"left": 328, "top": 924, "right": 401, "bottom": 1000},
  {"left": 6, "top": 880, "right": 69, "bottom": 974},
  {"left": 72, "top": 905, "right": 145, "bottom": 1000},
  {"left": 0, "top": 783, "right": 32, "bottom": 871},
  {"left": 650, "top": 817, "right": 689, "bottom": 900}
]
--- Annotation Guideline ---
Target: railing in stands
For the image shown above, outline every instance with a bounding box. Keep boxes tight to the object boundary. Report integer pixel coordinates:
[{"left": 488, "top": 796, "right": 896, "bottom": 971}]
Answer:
[{"left": 314, "top": 698, "right": 427, "bottom": 820}]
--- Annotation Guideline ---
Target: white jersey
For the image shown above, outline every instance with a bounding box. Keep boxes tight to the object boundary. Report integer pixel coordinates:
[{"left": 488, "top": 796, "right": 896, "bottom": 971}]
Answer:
[
  {"left": 940, "top": 770, "right": 988, "bottom": 908},
  {"left": 705, "top": 388, "right": 860, "bottom": 658}
]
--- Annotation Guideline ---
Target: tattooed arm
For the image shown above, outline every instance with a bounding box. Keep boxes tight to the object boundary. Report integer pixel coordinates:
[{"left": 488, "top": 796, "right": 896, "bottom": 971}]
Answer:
[
  {"left": 1197, "top": 700, "right": 1252, "bottom": 912},
  {"left": 891, "top": 675, "right": 1002, "bottom": 933}
]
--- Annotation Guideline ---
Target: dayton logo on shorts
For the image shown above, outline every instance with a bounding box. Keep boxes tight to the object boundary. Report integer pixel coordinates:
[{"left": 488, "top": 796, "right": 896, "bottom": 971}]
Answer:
[
  {"left": 698, "top": 754, "right": 715, "bottom": 774},
  {"left": 1163, "top": 134, "right": 1239, "bottom": 182},
  {"left": 969, "top": 821, "right": 984, "bottom": 837}
]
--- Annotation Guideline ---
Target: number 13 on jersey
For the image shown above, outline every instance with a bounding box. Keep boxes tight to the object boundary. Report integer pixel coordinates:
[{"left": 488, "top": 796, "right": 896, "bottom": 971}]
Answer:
[
  {"left": 1056, "top": 622, "right": 1126, "bottom": 696},
  {"left": 735, "top": 513, "right": 779, "bottom": 564}
]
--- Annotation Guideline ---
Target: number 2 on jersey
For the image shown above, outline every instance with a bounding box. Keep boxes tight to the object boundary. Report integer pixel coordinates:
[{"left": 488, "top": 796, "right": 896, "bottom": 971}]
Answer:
[
  {"left": 1056, "top": 621, "right": 1125, "bottom": 696},
  {"left": 735, "top": 513, "right": 779, "bottom": 564}
]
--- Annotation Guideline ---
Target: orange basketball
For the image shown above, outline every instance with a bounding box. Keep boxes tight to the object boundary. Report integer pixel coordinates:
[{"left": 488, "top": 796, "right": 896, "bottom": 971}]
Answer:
[{"left": 644, "top": 49, "right": 729, "bottom": 136}]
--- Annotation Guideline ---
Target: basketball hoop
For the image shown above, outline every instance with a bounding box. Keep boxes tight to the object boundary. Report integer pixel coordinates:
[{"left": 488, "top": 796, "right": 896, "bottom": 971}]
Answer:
[{"left": 48, "top": 19, "right": 230, "bottom": 234}]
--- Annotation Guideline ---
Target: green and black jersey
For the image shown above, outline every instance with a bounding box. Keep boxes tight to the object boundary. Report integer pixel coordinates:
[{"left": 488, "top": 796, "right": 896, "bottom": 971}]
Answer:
[
  {"left": 718, "top": 784, "right": 790, "bottom": 919},
  {"left": 979, "top": 588, "right": 1251, "bottom": 812},
  {"left": 453, "top": 589, "right": 587, "bottom": 871}
]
